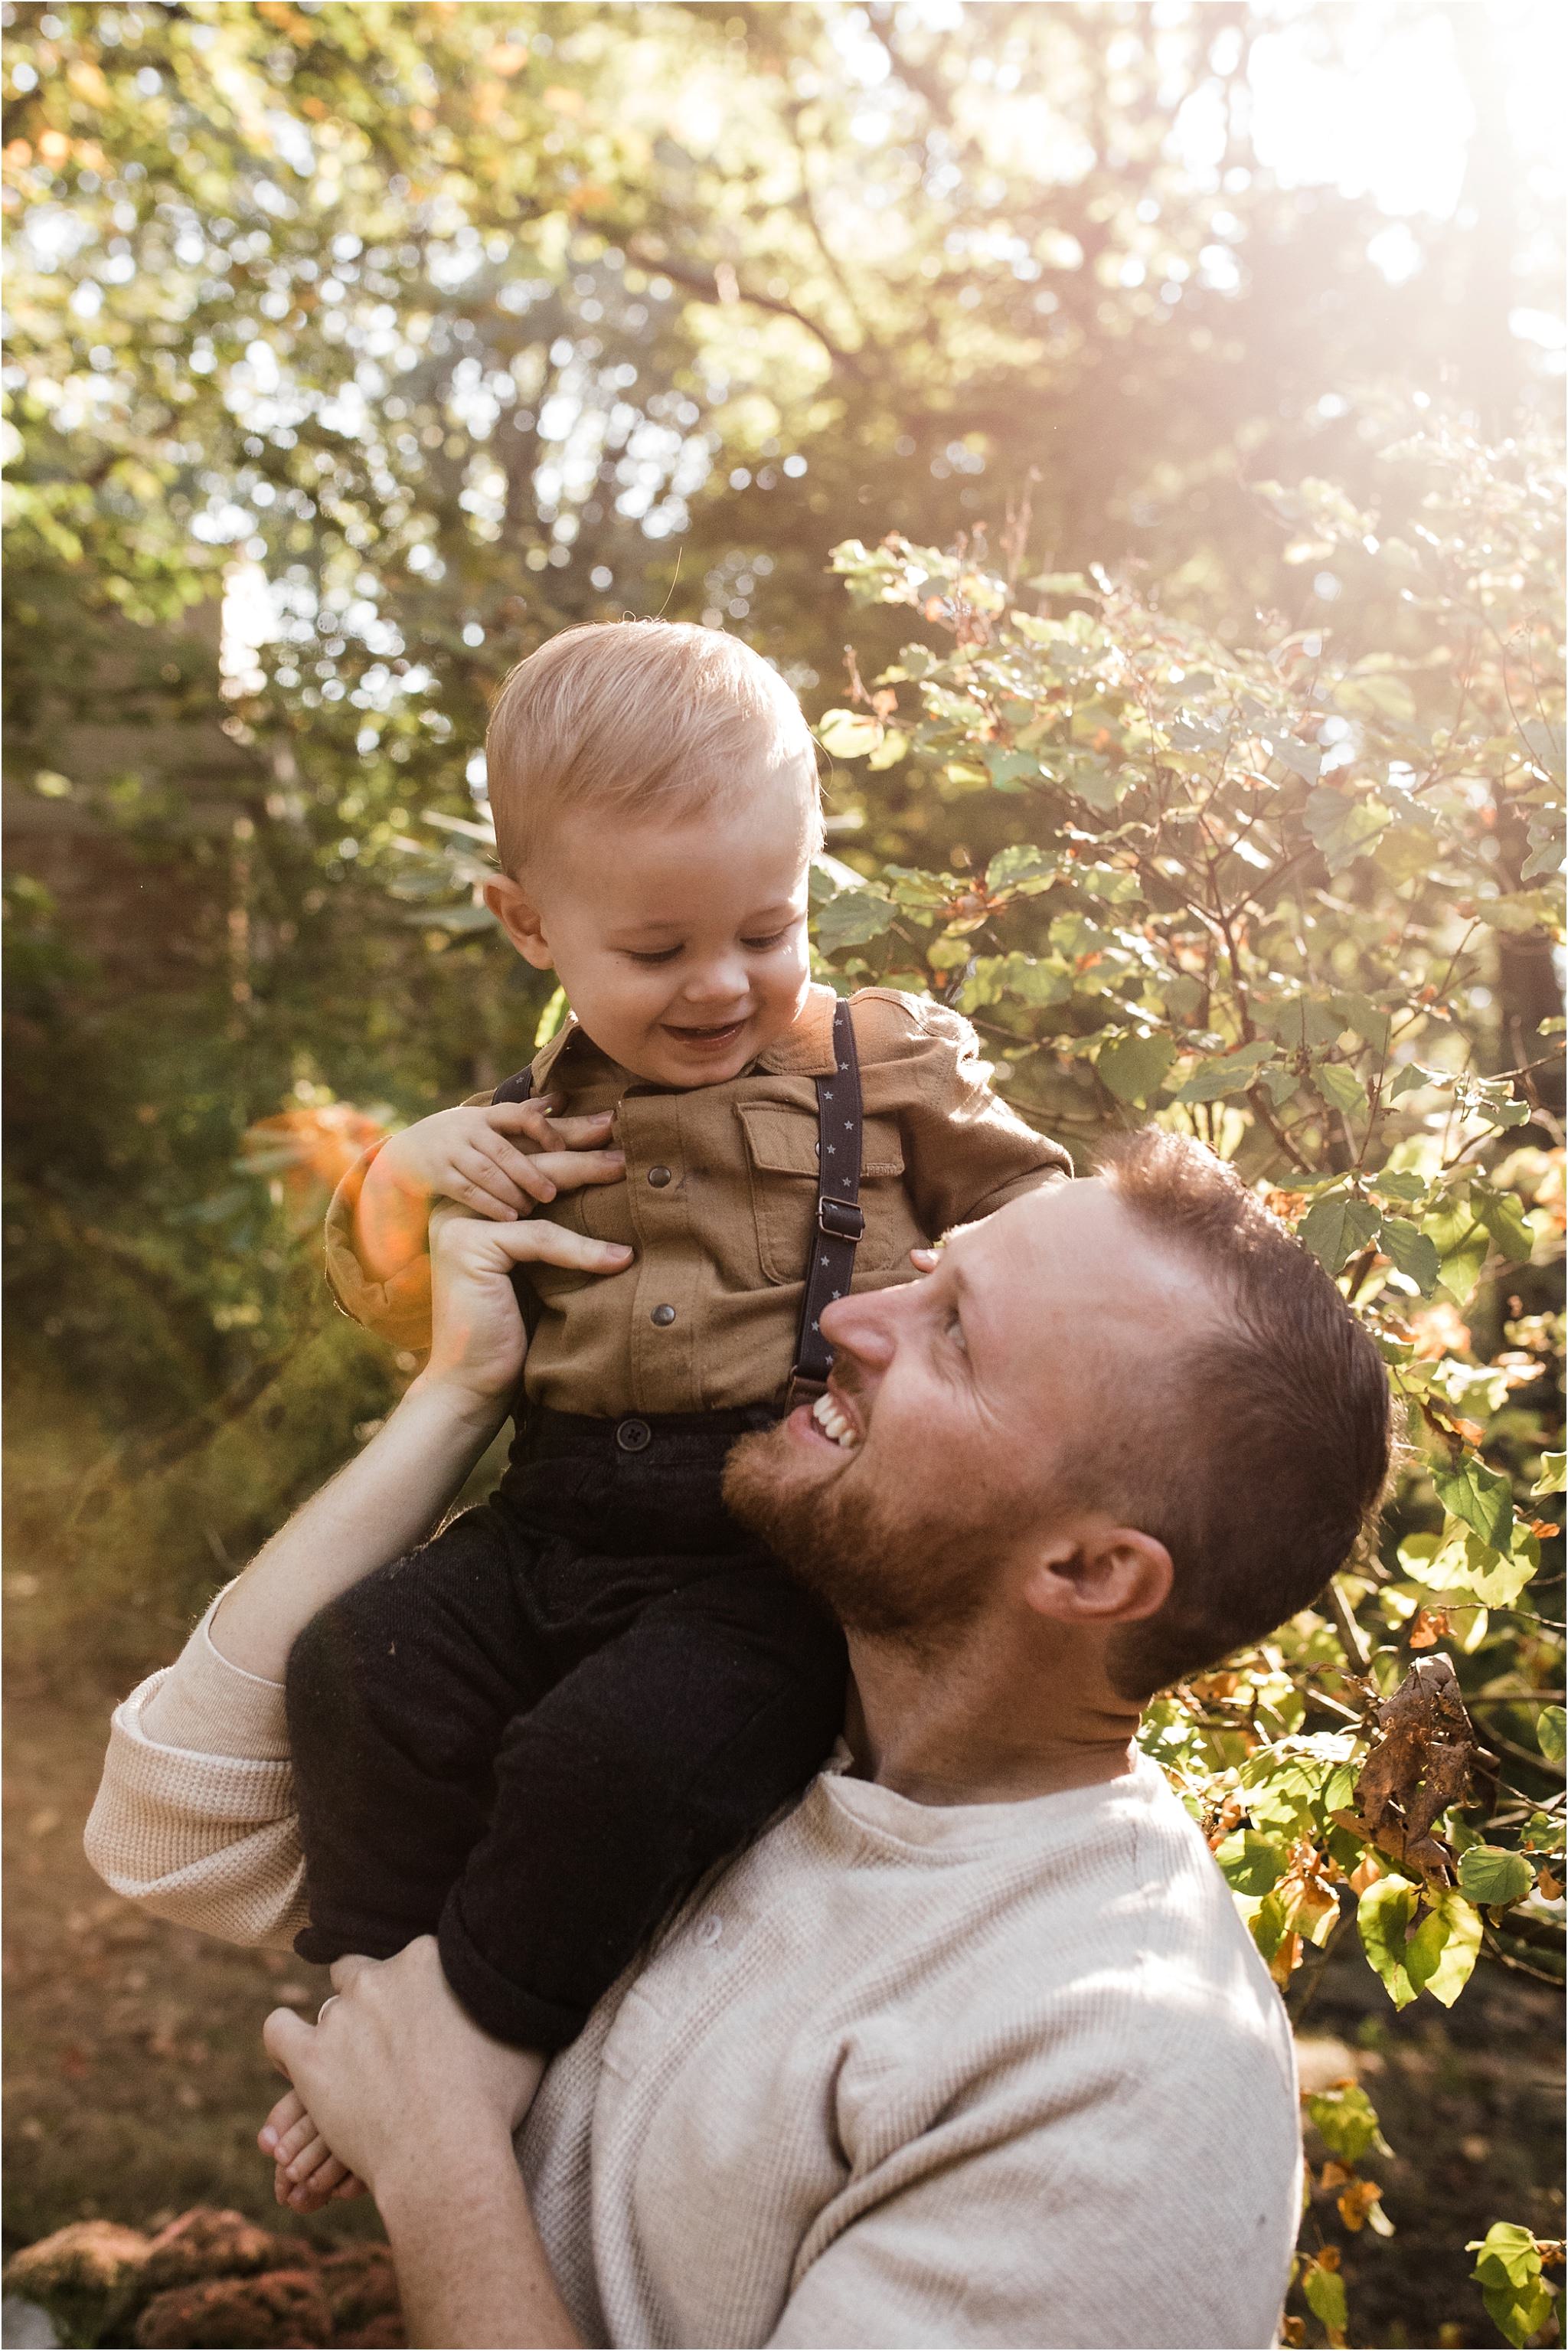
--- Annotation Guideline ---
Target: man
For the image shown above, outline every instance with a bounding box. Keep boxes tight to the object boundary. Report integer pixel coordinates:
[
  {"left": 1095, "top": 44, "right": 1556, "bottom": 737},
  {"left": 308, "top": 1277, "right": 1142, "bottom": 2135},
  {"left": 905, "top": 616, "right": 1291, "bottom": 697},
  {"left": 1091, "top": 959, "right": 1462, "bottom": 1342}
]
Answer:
[{"left": 87, "top": 1130, "right": 1390, "bottom": 2349}]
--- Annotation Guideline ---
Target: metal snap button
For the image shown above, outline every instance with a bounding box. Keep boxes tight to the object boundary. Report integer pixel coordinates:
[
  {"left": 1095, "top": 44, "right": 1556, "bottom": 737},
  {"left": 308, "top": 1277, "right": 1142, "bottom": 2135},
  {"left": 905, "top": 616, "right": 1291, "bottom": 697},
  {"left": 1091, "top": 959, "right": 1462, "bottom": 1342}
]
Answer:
[
  {"left": 647, "top": 1165, "right": 673, "bottom": 1188},
  {"left": 616, "top": 1418, "right": 652, "bottom": 1452},
  {"left": 650, "top": 1303, "right": 677, "bottom": 1326}
]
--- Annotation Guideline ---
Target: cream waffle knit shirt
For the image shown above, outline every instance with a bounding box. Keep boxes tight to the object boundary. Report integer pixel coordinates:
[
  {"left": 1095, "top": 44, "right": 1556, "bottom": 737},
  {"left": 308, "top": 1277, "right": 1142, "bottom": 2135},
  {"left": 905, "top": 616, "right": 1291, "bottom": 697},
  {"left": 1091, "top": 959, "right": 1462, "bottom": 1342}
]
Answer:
[{"left": 87, "top": 1608, "right": 1301, "bottom": 2349}]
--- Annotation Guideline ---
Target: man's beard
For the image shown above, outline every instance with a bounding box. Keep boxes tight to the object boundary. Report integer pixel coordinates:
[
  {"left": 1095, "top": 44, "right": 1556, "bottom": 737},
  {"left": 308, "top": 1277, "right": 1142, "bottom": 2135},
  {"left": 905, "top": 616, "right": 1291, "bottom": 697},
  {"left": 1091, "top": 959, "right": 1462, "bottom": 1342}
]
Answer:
[{"left": 722, "top": 1418, "right": 995, "bottom": 1647}]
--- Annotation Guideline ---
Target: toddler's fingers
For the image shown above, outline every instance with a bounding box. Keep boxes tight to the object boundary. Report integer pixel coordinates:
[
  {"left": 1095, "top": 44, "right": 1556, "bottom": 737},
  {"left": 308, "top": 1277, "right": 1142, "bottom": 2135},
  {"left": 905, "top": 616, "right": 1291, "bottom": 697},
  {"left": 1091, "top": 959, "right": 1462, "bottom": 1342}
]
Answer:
[
  {"left": 286, "top": 2131, "right": 336, "bottom": 2186},
  {"left": 331, "top": 2173, "right": 368, "bottom": 2202},
  {"left": 277, "top": 2160, "right": 337, "bottom": 2215},
  {"left": 272, "top": 2109, "right": 320, "bottom": 2169},
  {"left": 474, "top": 1133, "right": 561, "bottom": 1206},
  {"left": 258, "top": 2086, "right": 305, "bottom": 2158},
  {"left": 294, "top": 2149, "right": 351, "bottom": 2199},
  {"left": 482, "top": 1098, "right": 567, "bottom": 1152},
  {"left": 444, "top": 1155, "right": 531, "bottom": 1222}
]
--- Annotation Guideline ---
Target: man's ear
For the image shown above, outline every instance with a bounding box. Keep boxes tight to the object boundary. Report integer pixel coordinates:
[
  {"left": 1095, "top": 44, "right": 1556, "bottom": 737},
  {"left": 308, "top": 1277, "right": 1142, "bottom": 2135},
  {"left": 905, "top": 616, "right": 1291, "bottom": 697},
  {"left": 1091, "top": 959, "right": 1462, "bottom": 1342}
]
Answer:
[
  {"left": 1021, "top": 1525, "right": 1173, "bottom": 1628},
  {"left": 484, "top": 876, "right": 554, "bottom": 971}
]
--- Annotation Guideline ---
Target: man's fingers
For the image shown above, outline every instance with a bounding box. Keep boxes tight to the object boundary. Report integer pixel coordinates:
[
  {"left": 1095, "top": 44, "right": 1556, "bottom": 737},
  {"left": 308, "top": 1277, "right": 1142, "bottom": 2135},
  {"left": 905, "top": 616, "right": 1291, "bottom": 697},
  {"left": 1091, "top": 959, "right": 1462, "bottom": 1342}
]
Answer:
[
  {"left": 528, "top": 1147, "right": 626, "bottom": 1193},
  {"left": 329, "top": 1953, "right": 374, "bottom": 1993},
  {"left": 262, "top": 2006, "right": 312, "bottom": 2079},
  {"left": 488, "top": 1218, "right": 633, "bottom": 1276}
]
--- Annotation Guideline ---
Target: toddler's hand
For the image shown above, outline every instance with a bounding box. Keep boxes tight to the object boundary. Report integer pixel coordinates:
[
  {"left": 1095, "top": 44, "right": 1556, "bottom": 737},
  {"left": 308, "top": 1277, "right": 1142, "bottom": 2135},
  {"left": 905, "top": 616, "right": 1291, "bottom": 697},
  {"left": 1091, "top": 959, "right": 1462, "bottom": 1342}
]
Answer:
[
  {"left": 377, "top": 1097, "right": 625, "bottom": 1222},
  {"left": 258, "top": 2084, "right": 368, "bottom": 2214}
]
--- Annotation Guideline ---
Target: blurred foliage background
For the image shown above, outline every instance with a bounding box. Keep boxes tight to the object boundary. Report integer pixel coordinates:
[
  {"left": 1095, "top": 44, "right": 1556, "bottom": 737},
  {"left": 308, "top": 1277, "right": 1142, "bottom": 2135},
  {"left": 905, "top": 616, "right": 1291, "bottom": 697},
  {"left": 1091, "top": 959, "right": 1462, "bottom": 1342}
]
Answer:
[{"left": 2, "top": 3, "right": 1564, "bottom": 2344}]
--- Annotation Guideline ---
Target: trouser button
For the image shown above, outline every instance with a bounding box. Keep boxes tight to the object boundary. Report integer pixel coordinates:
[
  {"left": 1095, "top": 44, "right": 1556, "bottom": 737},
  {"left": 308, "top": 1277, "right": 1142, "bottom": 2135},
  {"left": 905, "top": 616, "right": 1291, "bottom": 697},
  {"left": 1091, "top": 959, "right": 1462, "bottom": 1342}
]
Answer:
[{"left": 616, "top": 1417, "right": 652, "bottom": 1452}]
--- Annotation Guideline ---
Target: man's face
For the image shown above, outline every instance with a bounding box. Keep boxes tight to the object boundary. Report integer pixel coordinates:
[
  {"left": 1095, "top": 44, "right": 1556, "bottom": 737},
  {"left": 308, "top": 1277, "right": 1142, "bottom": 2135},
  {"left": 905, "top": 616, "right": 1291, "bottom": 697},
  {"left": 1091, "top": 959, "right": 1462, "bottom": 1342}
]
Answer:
[{"left": 724, "top": 1179, "right": 1217, "bottom": 1643}]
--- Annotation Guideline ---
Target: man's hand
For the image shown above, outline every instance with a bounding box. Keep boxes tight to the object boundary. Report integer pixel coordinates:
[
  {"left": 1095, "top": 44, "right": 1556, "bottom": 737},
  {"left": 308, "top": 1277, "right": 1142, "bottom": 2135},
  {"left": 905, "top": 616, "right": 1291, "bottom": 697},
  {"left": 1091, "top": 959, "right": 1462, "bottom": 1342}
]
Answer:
[
  {"left": 262, "top": 1941, "right": 544, "bottom": 2209},
  {"left": 420, "top": 1205, "right": 632, "bottom": 1409},
  {"left": 259, "top": 2085, "right": 366, "bottom": 2214},
  {"left": 374, "top": 1098, "right": 626, "bottom": 1223},
  {"left": 351, "top": 1098, "right": 626, "bottom": 1287}
]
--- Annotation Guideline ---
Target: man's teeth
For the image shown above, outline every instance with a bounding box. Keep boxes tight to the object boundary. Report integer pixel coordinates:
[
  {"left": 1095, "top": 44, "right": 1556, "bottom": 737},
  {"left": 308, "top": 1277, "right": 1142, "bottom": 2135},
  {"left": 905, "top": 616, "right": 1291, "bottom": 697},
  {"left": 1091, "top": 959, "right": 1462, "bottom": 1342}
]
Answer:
[{"left": 812, "top": 1392, "right": 861, "bottom": 1451}]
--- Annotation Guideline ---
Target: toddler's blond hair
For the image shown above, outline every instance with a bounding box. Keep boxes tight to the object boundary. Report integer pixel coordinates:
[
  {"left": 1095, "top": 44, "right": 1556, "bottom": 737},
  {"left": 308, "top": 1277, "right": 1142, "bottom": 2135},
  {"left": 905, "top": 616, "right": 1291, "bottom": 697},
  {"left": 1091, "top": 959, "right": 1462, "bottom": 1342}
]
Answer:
[{"left": 485, "top": 620, "right": 819, "bottom": 875}]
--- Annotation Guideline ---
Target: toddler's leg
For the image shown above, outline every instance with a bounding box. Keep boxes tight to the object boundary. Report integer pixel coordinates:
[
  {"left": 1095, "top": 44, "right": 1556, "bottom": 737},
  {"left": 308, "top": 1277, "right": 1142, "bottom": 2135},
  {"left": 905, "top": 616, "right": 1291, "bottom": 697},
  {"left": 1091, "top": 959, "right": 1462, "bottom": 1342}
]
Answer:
[
  {"left": 286, "top": 1500, "right": 548, "bottom": 1966},
  {"left": 436, "top": 1561, "right": 847, "bottom": 2048}
]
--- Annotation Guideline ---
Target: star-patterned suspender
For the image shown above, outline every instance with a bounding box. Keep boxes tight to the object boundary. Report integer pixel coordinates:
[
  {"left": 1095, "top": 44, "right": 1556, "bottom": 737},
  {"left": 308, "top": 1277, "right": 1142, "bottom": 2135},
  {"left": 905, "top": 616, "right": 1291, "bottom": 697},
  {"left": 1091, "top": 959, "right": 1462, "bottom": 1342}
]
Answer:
[
  {"left": 491, "top": 996, "right": 867, "bottom": 1408},
  {"left": 786, "top": 994, "right": 866, "bottom": 1405}
]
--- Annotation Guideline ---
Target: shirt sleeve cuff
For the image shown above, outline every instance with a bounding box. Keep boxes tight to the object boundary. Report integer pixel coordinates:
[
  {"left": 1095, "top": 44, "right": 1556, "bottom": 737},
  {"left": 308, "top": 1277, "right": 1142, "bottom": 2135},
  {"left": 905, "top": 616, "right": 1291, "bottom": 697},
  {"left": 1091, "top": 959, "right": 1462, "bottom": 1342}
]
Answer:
[{"left": 137, "top": 1587, "right": 291, "bottom": 1762}]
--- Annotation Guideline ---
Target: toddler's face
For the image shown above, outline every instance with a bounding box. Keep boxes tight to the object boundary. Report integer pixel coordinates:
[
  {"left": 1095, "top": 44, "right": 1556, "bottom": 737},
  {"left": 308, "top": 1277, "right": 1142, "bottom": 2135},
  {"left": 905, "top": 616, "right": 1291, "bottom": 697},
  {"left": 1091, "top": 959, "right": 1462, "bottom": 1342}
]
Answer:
[{"left": 493, "top": 779, "right": 817, "bottom": 1087}]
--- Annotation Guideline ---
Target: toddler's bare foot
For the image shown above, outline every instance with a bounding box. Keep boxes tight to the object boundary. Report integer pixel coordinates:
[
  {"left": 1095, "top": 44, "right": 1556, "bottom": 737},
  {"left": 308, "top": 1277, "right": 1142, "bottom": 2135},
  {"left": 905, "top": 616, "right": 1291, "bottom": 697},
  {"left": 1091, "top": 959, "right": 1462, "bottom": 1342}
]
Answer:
[{"left": 258, "top": 2085, "right": 367, "bottom": 2212}]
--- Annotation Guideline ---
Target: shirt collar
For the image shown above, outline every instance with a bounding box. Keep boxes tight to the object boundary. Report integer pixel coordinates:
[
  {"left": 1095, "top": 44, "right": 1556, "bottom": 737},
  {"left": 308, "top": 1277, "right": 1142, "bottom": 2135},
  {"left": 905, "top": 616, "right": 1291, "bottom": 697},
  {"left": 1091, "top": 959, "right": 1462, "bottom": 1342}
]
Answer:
[{"left": 528, "top": 985, "right": 842, "bottom": 1091}]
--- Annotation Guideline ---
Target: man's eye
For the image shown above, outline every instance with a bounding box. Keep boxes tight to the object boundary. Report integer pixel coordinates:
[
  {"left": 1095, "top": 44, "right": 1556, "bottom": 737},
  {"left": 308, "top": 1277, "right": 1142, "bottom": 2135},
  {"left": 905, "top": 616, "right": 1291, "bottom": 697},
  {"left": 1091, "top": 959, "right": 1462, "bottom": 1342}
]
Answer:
[{"left": 625, "top": 947, "right": 682, "bottom": 966}]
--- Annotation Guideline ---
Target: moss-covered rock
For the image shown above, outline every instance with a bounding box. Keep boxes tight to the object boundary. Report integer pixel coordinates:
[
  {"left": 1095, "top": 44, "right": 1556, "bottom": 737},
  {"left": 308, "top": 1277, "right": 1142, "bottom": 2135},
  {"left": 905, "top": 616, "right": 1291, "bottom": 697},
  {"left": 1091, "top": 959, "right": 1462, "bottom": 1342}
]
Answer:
[{"left": 3, "top": 2219, "right": 151, "bottom": 2345}]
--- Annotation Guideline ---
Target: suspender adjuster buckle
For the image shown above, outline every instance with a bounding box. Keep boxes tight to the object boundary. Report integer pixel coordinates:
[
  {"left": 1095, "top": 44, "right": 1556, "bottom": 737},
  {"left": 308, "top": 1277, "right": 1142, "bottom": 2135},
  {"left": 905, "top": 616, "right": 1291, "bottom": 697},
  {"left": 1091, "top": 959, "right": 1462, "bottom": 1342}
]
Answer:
[{"left": 818, "top": 1196, "right": 865, "bottom": 1241}]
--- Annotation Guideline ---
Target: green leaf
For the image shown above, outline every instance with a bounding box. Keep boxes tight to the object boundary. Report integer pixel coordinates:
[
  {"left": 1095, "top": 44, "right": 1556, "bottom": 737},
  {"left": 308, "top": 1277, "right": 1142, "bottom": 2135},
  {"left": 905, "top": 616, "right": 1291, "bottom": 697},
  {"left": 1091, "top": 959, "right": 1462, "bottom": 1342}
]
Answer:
[
  {"left": 1379, "top": 1215, "right": 1440, "bottom": 1293},
  {"left": 1096, "top": 1030, "right": 1176, "bottom": 1106},
  {"left": 1390, "top": 1061, "right": 1447, "bottom": 1101},
  {"left": 1302, "top": 2260, "right": 1348, "bottom": 2337},
  {"left": 985, "top": 843, "right": 1059, "bottom": 893},
  {"left": 1530, "top": 1450, "right": 1566, "bottom": 1499},
  {"left": 815, "top": 887, "right": 896, "bottom": 954},
  {"left": 1357, "top": 1875, "right": 1423, "bottom": 2009},
  {"left": 817, "top": 708, "right": 883, "bottom": 760},
  {"left": 1265, "top": 993, "right": 1347, "bottom": 1050},
  {"left": 1537, "top": 1705, "right": 1566, "bottom": 1764},
  {"left": 1298, "top": 1192, "right": 1381, "bottom": 1275},
  {"left": 1473, "top": 1186, "right": 1535, "bottom": 1264},
  {"left": 1400, "top": 1526, "right": 1539, "bottom": 1609},
  {"left": 1471, "top": 2223, "right": 1546, "bottom": 2294},
  {"left": 1434, "top": 1456, "right": 1516, "bottom": 1552},
  {"left": 1305, "top": 785, "right": 1393, "bottom": 874},
  {"left": 1264, "top": 733, "right": 1325, "bottom": 783},
  {"left": 1175, "top": 1040, "right": 1276, "bottom": 1102},
  {"left": 1306, "top": 2082, "right": 1393, "bottom": 2165},
  {"left": 1406, "top": 1889, "right": 1482, "bottom": 2006},
  {"left": 1314, "top": 1061, "right": 1370, "bottom": 1121},
  {"left": 1469, "top": 2224, "right": 1554, "bottom": 2348},
  {"left": 1457, "top": 1846, "right": 1535, "bottom": 1909},
  {"left": 1216, "top": 1829, "right": 1285, "bottom": 1896},
  {"left": 1485, "top": 2275, "right": 1556, "bottom": 2349}
]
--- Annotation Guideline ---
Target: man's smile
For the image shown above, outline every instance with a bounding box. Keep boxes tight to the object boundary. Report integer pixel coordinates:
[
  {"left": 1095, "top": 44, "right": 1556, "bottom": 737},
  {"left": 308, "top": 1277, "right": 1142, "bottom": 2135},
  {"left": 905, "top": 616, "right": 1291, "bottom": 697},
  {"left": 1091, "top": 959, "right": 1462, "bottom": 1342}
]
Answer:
[{"left": 808, "top": 1385, "right": 863, "bottom": 1453}]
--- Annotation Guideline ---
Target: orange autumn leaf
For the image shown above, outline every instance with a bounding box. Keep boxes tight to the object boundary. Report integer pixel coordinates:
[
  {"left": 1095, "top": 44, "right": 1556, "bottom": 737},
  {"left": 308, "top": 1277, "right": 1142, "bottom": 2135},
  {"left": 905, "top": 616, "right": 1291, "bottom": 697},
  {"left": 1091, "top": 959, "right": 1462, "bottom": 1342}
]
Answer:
[{"left": 1338, "top": 2177, "right": 1386, "bottom": 2233}]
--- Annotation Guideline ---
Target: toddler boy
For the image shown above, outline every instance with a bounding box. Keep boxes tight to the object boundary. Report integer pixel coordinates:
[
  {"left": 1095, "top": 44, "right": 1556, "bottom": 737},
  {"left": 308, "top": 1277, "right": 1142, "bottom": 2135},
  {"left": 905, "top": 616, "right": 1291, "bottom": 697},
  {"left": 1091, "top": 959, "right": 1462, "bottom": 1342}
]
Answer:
[{"left": 274, "top": 620, "right": 1070, "bottom": 2198}]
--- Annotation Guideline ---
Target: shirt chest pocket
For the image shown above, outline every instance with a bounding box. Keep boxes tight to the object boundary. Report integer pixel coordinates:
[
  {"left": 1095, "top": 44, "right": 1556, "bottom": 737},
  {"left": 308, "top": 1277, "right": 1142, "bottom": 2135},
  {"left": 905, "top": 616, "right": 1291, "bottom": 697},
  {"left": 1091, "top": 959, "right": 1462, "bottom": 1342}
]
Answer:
[{"left": 736, "top": 1103, "right": 920, "bottom": 1285}]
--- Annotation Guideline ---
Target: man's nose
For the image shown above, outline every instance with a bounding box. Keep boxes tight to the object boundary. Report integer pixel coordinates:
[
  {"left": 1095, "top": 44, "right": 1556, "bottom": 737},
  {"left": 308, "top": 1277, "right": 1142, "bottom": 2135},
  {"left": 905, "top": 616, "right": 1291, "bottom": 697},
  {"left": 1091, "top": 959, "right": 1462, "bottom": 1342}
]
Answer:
[{"left": 819, "top": 1286, "right": 897, "bottom": 1371}]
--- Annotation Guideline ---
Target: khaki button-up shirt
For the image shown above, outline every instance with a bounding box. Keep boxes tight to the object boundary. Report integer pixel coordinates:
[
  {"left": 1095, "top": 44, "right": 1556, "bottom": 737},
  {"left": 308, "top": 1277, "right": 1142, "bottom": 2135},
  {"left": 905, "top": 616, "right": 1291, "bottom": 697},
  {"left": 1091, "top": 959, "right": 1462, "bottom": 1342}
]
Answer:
[{"left": 325, "top": 985, "right": 1070, "bottom": 1420}]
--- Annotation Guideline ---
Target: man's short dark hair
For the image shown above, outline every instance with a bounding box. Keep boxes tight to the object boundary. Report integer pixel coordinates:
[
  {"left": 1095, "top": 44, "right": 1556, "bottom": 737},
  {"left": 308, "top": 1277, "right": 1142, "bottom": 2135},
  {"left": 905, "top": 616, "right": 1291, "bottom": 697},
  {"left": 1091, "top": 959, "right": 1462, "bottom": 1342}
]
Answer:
[{"left": 1091, "top": 1130, "right": 1391, "bottom": 1702}]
